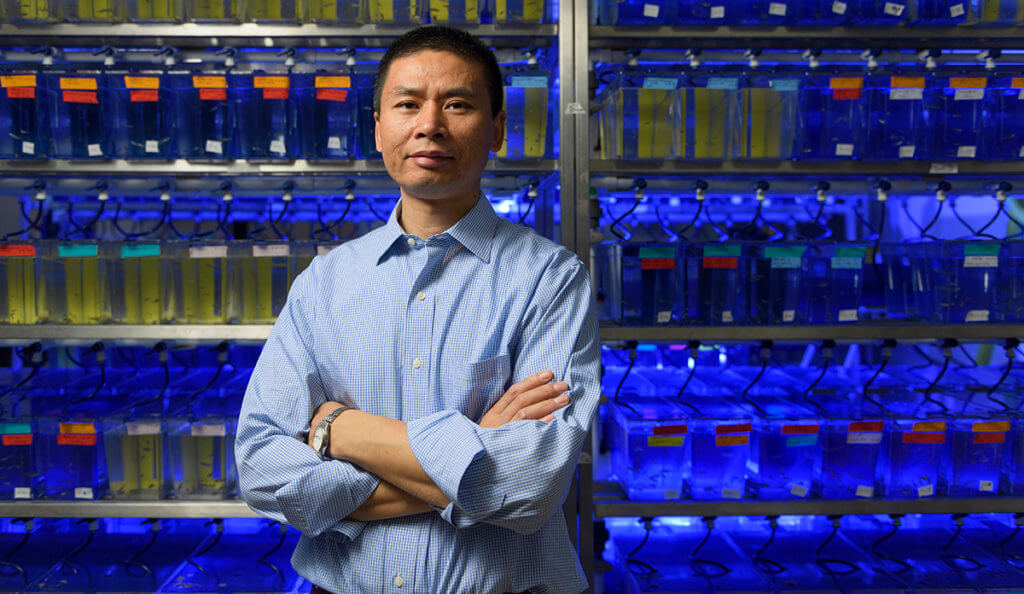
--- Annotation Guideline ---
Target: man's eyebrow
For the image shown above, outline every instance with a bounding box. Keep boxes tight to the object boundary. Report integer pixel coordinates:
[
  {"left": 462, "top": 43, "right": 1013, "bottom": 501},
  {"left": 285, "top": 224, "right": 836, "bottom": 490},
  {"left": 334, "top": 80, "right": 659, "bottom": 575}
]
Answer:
[{"left": 388, "top": 86, "right": 479, "bottom": 99}]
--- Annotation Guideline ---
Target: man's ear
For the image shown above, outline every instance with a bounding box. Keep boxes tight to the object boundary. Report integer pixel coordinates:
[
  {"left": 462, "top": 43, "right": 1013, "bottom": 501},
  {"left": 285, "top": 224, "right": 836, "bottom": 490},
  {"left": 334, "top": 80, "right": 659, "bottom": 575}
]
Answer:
[
  {"left": 490, "top": 110, "right": 506, "bottom": 153},
  {"left": 374, "top": 111, "right": 382, "bottom": 153}
]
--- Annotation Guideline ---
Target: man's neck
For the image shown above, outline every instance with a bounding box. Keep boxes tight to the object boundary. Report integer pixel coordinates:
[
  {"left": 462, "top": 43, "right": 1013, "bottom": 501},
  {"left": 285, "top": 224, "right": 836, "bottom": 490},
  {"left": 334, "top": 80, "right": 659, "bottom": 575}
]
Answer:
[{"left": 397, "top": 191, "right": 479, "bottom": 240}]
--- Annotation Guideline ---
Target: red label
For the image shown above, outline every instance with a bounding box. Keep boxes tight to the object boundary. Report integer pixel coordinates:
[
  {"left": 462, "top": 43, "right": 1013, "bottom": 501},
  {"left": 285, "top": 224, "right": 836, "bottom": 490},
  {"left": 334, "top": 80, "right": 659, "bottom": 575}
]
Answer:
[
  {"left": 703, "top": 257, "right": 738, "bottom": 269},
  {"left": 716, "top": 423, "right": 752, "bottom": 434},
  {"left": 849, "top": 421, "right": 884, "bottom": 432},
  {"left": 902, "top": 432, "right": 945, "bottom": 444},
  {"left": 317, "top": 88, "right": 349, "bottom": 102},
  {"left": 7, "top": 87, "right": 35, "bottom": 99},
  {"left": 716, "top": 434, "right": 749, "bottom": 447},
  {"left": 130, "top": 89, "right": 159, "bottom": 102},
  {"left": 641, "top": 258, "right": 675, "bottom": 270},
  {"left": 57, "top": 434, "right": 97, "bottom": 446},
  {"left": 782, "top": 424, "right": 819, "bottom": 435},
  {"left": 653, "top": 424, "right": 688, "bottom": 436},
  {"left": 0, "top": 245, "right": 36, "bottom": 257},
  {"left": 63, "top": 90, "right": 98, "bottom": 104},
  {"left": 974, "top": 433, "right": 1006, "bottom": 445},
  {"left": 263, "top": 87, "right": 289, "bottom": 100},
  {"left": 200, "top": 88, "right": 227, "bottom": 101},
  {"left": 1, "top": 434, "right": 32, "bottom": 446},
  {"left": 833, "top": 88, "right": 862, "bottom": 100}
]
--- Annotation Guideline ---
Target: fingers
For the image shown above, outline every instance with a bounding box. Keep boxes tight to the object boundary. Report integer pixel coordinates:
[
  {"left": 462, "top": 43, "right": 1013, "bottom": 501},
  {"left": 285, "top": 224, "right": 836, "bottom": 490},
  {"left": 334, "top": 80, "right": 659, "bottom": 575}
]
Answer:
[
  {"left": 491, "top": 369, "right": 554, "bottom": 415},
  {"left": 511, "top": 385, "right": 570, "bottom": 422}
]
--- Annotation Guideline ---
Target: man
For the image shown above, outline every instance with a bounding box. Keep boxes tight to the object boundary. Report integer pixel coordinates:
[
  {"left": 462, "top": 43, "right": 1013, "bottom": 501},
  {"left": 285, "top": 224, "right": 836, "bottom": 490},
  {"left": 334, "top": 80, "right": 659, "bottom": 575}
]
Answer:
[{"left": 236, "top": 25, "right": 600, "bottom": 593}]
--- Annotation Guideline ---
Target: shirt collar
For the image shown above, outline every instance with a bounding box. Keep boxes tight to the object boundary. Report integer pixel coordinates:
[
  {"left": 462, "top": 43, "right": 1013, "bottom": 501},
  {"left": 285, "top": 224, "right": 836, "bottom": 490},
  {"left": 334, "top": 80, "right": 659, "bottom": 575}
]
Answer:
[{"left": 373, "top": 194, "right": 498, "bottom": 265}]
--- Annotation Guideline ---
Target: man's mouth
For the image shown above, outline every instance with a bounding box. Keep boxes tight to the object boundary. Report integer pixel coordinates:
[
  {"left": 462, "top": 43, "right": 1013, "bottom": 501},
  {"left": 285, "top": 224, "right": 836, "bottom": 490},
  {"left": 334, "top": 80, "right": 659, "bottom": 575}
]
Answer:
[{"left": 409, "top": 151, "right": 454, "bottom": 168}]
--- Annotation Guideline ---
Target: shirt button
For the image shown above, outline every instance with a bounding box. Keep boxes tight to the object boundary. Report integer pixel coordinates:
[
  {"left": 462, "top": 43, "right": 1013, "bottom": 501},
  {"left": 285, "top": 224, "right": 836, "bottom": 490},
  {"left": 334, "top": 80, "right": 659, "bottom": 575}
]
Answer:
[
  {"left": 406, "top": 237, "right": 415, "bottom": 246},
  {"left": 393, "top": 575, "right": 403, "bottom": 588},
  {"left": 417, "top": 291, "right": 426, "bottom": 301},
  {"left": 412, "top": 358, "right": 421, "bottom": 369}
]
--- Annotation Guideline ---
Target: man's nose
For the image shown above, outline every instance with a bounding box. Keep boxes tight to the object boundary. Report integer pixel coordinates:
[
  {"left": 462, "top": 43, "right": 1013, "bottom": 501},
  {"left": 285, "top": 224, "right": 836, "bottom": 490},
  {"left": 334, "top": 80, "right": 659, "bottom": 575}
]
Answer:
[{"left": 414, "top": 103, "right": 447, "bottom": 139}]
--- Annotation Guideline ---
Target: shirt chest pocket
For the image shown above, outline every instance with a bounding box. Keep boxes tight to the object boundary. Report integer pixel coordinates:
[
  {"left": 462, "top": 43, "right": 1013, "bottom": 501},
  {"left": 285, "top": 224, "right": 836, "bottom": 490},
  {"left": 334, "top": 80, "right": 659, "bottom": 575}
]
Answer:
[{"left": 443, "top": 353, "right": 511, "bottom": 422}]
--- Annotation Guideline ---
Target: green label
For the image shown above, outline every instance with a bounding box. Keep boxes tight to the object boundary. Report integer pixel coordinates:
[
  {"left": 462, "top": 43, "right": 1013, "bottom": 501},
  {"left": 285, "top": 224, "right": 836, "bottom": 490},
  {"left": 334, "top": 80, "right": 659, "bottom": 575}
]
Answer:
[
  {"left": 834, "top": 246, "right": 867, "bottom": 258},
  {"left": 707, "top": 77, "right": 739, "bottom": 90},
  {"left": 58, "top": 244, "right": 98, "bottom": 258},
  {"left": 965, "top": 243, "right": 1001, "bottom": 256},
  {"left": 764, "top": 246, "right": 806, "bottom": 259},
  {"left": 0, "top": 423, "right": 31, "bottom": 434},
  {"left": 121, "top": 244, "right": 161, "bottom": 258},
  {"left": 704, "top": 244, "right": 742, "bottom": 257},
  {"left": 510, "top": 76, "right": 547, "bottom": 88},
  {"left": 639, "top": 247, "right": 676, "bottom": 259},
  {"left": 771, "top": 257, "right": 803, "bottom": 269},
  {"left": 831, "top": 257, "right": 863, "bottom": 270},
  {"left": 787, "top": 434, "right": 819, "bottom": 448},
  {"left": 642, "top": 77, "right": 677, "bottom": 90},
  {"left": 770, "top": 79, "right": 800, "bottom": 92}
]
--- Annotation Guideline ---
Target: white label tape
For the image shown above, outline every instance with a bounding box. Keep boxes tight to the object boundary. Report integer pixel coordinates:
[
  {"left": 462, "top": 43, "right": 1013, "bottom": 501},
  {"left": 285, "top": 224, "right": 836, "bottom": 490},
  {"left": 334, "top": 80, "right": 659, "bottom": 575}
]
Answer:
[
  {"left": 721, "top": 487, "right": 742, "bottom": 499},
  {"left": 949, "top": 3, "right": 964, "bottom": 17},
  {"left": 317, "top": 245, "right": 336, "bottom": 256},
  {"left": 957, "top": 145, "right": 977, "bottom": 158},
  {"left": 847, "top": 432, "right": 883, "bottom": 445},
  {"left": 782, "top": 310, "right": 795, "bottom": 323},
  {"left": 964, "top": 255, "right": 998, "bottom": 268},
  {"left": 832, "top": 1, "right": 846, "bottom": 14},
  {"left": 253, "top": 244, "right": 291, "bottom": 258},
  {"left": 838, "top": 309, "right": 858, "bottom": 322},
  {"left": 856, "top": 485, "right": 874, "bottom": 498},
  {"left": 899, "top": 145, "right": 916, "bottom": 158},
  {"left": 145, "top": 140, "right": 159, "bottom": 153},
  {"left": 790, "top": 484, "right": 808, "bottom": 498},
  {"left": 642, "top": 3, "right": 659, "bottom": 18},
  {"left": 189, "top": 245, "right": 228, "bottom": 259},
  {"left": 890, "top": 88, "right": 922, "bottom": 100},
  {"left": 768, "top": 2, "right": 786, "bottom": 15},
  {"left": 657, "top": 311, "right": 671, "bottom": 324},
  {"left": 74, "top": 487, "right": 94, "bottom": 499},
  {"left": 721, "top": 311, "right": 734, "bottom": 323},
  {"left": 664, "top": 489, "right": 680, "bottom": 499},
  {"left": 87, "top": 143, "right": 102, "bottom": 156},
  {"left": 126, "top": 421, "right": 161, "bottom": 436},
  {"left": 980, "top": 480, "right": 995, "bottom": 492},
  {"left": 14, "top": 487, "right": 31, "bottom": 499},
  {"left": 710, "top": 5, "right": 725, "bottom": 18},
  {"left": 205, "top": 139, "right": 223, "bottom": 154},
  {"left": 22, "top": 141, "right": 34, "bottom": 155},
  {"left": 191, "top": 423, "right": 227, "bottom": 437},
  {"left": 918, "top": 484, "right": 934, "bottom": 497},
  {"left": 884, "top": 2, "right": 904, "bottom": 16},
  {"left": 835, "top": 144, "right": 854, "bottom": 157},
  {"left": 269, "top": 138, "right": 286, "bottom": 154},
  {"left": 966, "top": 309, "right": 990, "bottom": 323},
  {"left": 955, "top": 88, "right": 984, "bottom": 101},
  {"left": 327, "top": 136, "right": 341, "bottom": 150}
]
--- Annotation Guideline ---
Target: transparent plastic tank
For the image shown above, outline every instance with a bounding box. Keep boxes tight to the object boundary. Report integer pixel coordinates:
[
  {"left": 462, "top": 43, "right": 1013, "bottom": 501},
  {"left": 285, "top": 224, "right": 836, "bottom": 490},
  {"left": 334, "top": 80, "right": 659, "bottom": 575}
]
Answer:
[
  {"left": 234, "top": 241, "right": 294, "bottom": 324},
  {"left": 34, "top": 397, "right": 109, "bottom": 500},
  {"left": 0, "top": 243, "right": 41, "bottom": 324},
  {"left": 805, "top": 243, "right": 868, "bottom": 324},
  {"left": 677, "top": 73, "right": 736, "bottom": 160},
  {"left": 496, "top": 70, "right": 550, "bottom": 159},
  {"left": 697, "top": 243, "right": 745, "bottom": 325},
  {"left": 48, "top": 72, "right": 113, "bottom": 159},
  {"left": 0, "top": 420, "right": 38, "bottom": 499},
  {"left": 987, "top": 74, "right": 1024, "bottom": 160},
  {"left": 616, "top": 244, "right": 681, "bottom": 326},
  {"left": 929, "top": 74, "right": 989, "bottom": 160},
  {"left": 356, "top": 81, "right": 382, "bottom": 159},
  {"left": 996, "top": 240, "right": 1024, "bottom": 322},
  {"left": 609, "top": 401, "right": 690, "bottom": 500},
  {"left": 491, "top": 0, "right": 544, "bottom": 22},
  {"left": 598, "top": 72, "right": 677, "bottom": 160},
  {"left": 820, "top": 409, "right": 887, "bottom": 499},
  {"left": 305, "top": 0, "right": 359, "bottom": 20},
  {"left": 866, "top": 73, "right": 930, "bottom": 160},
  {"left": 931, "top": 241, "right": 1000, "bottom": 324},
  {"left": 126, "top": 0, "right": 182, "bottom": 19},
  {"left": 746, "top": 244, "right": 806, "bottom": 324},
  {"left": 62, "top": 0, "right": 124, "bottom": 19},
  {"left": 367, "top": 0, "right": 422, "bottom": 22},
  {"left": 911, "top": 0, "right": 974, "bottom": 23},
  {"left": 2, "top": 0, "right": 62, "bottom": 20},
  {"left": 949, "top": 414, "right": 1010, "bottom": 497},
  {"left": 185, "top": 0, "right": 240, "bottom": 20},
  {"left": 102, "top": 400, "right": 166, "bottom": 500},
  {"left": 978, "top": 0, "right": 1023, "bottom": 22},
  {"left": 111, "top": 72, "right": 174, "bottom": 159},
  {"left": 878, "top": 384, "right": 956, "bottom": 499},
  {"left": 739, "top": 0, "right": 796, "bottom": 23},
  {"left": 882, "top": 241, "right": 935, "bottom": 322},
  {"left": 233, "top": 72, "right": 295, "bottom": 161},
  {"left": 426, "top": 0, "right": 481, "bottom": 22},
  {"left": 294, "top": 72, "right": 356, "bottom": 161},
  {"left": 675, "top": 0, "right": 740, "bottom": 24},
  {"left": 242, "top": 0, "right": 301, "bottom": 21},
  {"left": 796, "top": 74, "right": 865, "bottom": 160},
  {"left": 794, "top": 0, "right": 860, "bottom": 24},
  {"left": 43, "top": 241, "right": 111, "bottom": 324},
  {"left": 735, "top": 74, "right": 799, "bottom": 160},
  {"left": 595, "top": 0, "right": 670, "bottom": 24},
  {"left": 165, "top": 406, "right": 237, "bottom": 500},
  {"left": 162, "top": 242, "right": 233, "bottom": 324},
  {"left": 173, "top": 72, "right": 236, "bottom": 160},
  {"left": 857, "top": 0, "right": 912, "bottom": 23},
  {"left": 110, "top": 243, "right": 163, "bottom": 324},
  {"left": 688, "top": 401, "right": 752, "bottom": 500},
  {"left": 0, "top": 72, "right": 51, "bottom": 158}
]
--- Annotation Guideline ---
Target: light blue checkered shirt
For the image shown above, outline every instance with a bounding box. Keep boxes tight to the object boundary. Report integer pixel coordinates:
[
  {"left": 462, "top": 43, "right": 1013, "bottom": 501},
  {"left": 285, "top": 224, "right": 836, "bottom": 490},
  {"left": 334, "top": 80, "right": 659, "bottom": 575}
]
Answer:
[{"left": 236, "top": 195, "right": 600, "bottom": 594}]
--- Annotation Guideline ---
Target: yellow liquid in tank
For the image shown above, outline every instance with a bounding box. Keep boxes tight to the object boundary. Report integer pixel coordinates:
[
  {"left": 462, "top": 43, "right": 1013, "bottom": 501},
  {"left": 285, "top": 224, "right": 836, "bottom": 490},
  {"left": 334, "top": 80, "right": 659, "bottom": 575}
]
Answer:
[{"left": 122, "top": 258, "right": 162, "bottom": 324}]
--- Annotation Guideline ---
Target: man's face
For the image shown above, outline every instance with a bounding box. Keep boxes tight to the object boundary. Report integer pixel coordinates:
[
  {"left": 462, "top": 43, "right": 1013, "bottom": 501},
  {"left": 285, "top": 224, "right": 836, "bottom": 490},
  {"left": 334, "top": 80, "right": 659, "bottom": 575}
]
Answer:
[{"left": 375, "top": 50, "right": 505, "bottom": 202}]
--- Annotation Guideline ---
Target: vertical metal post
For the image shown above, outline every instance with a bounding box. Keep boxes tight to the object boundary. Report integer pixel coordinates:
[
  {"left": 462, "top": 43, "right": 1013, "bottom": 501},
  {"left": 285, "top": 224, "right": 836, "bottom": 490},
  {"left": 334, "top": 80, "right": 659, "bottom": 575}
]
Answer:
[{"left": 558, "top": 0, "right": 577, "bottom": 256}]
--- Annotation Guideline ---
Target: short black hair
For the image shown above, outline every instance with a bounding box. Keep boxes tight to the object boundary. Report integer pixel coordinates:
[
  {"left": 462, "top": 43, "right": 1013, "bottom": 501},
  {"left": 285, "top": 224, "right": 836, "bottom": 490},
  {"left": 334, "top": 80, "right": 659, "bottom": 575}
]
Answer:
[{"left": 373, "top": 25, "right": 503, "bottom": 119}]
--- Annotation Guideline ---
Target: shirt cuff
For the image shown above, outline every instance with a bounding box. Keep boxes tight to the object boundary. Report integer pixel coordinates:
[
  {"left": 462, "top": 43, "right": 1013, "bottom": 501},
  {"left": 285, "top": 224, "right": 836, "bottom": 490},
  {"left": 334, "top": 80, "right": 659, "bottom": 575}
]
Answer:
[
  {"left": 330, "top": 519, "right": 367, "bottom": 541},
  {"left": 275, "top": 459, "right": 380, "bottom": 538},
  {"left": 407, "top": 411, "right": 485, "bottom": 510}
]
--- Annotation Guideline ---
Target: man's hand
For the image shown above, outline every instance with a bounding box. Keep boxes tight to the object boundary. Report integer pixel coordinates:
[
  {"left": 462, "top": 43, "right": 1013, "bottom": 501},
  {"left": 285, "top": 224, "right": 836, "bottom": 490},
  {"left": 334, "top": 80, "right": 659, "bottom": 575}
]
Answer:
[
  {"left": 307, "top": 401, "right": 344, "bottom": 449},
  {"left": 479, "top": 370, "right": 570, "bottom": 429}
]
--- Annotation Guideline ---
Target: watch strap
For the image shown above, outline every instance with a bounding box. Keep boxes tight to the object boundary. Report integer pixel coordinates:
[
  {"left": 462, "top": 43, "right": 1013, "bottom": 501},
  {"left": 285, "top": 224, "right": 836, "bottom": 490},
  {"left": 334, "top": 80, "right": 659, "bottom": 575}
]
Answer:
[{"left": 316, "top": 404, "right": 353, "bottom": 458}]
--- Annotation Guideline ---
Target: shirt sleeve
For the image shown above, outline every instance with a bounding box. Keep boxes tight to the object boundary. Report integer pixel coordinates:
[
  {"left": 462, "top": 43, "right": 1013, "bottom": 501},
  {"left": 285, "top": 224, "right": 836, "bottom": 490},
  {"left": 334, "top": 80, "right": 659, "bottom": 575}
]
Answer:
[
  {"left": 406, "top": 254, "right": 600, "bottom": 535},
  {"left": 236, "top": 259, "right": 380, "bottom": 540}
]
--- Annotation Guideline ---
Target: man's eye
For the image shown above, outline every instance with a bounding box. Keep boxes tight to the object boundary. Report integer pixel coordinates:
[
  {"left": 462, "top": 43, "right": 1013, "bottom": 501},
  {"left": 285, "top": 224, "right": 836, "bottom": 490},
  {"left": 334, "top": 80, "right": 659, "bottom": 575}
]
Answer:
[
  {"left": 397, "top": 102, "right": 417, "bottom": 110},
  {"left": 448, "top": 102, "right": 468, "bottom": 110}
]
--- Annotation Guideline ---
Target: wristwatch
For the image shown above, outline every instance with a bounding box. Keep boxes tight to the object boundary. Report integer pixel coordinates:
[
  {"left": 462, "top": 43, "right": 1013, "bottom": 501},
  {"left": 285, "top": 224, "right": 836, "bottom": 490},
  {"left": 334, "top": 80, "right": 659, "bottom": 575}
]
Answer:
[{"left": 310, "top": 405, "right": 354, "bottom": 459}]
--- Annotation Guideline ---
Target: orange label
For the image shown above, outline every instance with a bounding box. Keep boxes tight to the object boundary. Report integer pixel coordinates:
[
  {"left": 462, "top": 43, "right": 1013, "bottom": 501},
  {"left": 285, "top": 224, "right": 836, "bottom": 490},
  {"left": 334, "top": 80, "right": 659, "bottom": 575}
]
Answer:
[
  {"left": 60, "top": 77, "right": 98, "bottom": 90},
  {"left": 974, "top": 433, "right": 1006, "bottom": 445},
  {"left": 703, "top": 257, "right": 738, "bottom": 269},
  {"left": 830, "top": 77, "right": 863, "bottom": 90},
  {"left": 653, "top": 424, "right": 688, "bottom": 436},
  {"left": 641, "top": 258, "right": 675, "bottom": 270},
  {"left": 891, "top": 76, "right": 925, "bottom": 88},
  {"left": 1012, "top": 78, "right": 1024, "bottom": 89},
  {"left": 316, "top": 88, "right": 349, "bottom": 102},
  {"left": 850, "top": 421, "right": 884, "bottom": 432},
  {"left": 716, "top": 423, "right": 752, "bottom": 434},
  {"left": 130, "top": 89, "right": 159, "bottom": 102},
  {"left": 7, "top": 87, "right": 35, "bottom": 99},
  {"left": 973, "top": 421, "right": 1010, "bottom": 432},
  {"left": 124, "top": 76, "right": 159, "bottom": 89},
  {"left": 1, "top": 74, "right": 36, "bottom": 87},
  {"left": 951, "top": 77, "right": 987, "bottom": 89},
  {"left": 1, "top": 434, "right": 32, "bottom": 446},
  {"left": 63, "top": 90, "right": 98, "bottom": 104},
  {"left": 833, "top": 88, "right": 862, "bottom": 100},
  {"left": 193, "top": 76, "right": 227, "bottom": 89},
  {"left": 903, "top": 432, "right": 945, "bottom": 444},
  {"left": 263, "top": 87, "right": 289, "bottom": 100},
  {"left": 0, "top": 245, "right": 36, "bottom": 257},
  {"left": 60, "top": 422, "right": 96, "bottom": 434},
  {"left": 254, "top": 76, "right": 289, "bottom": 89},
  {"left": 315, "top": 76, "right": 351, "bottom": 88},
  {"left": 782, "top": 424, "right": 819, "bottom": 435},
  {"left": 912, "top": 421, "right": 946, "bottom": 432},
  {"left": 199, "top": 88, "right": 227, "bottom": 101},
  {"left": 716, "top": 434, "right": 749, "bottom": 447},
  {"left": 57, "top": 434, "right": 97, "bottom": 446}
]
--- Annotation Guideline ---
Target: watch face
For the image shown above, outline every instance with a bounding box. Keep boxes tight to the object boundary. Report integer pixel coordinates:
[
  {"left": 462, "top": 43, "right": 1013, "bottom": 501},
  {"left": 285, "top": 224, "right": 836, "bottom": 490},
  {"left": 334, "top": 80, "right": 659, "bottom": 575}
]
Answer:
[{"left": 311, "top": 425, "right": 326, "bottom": 453}]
